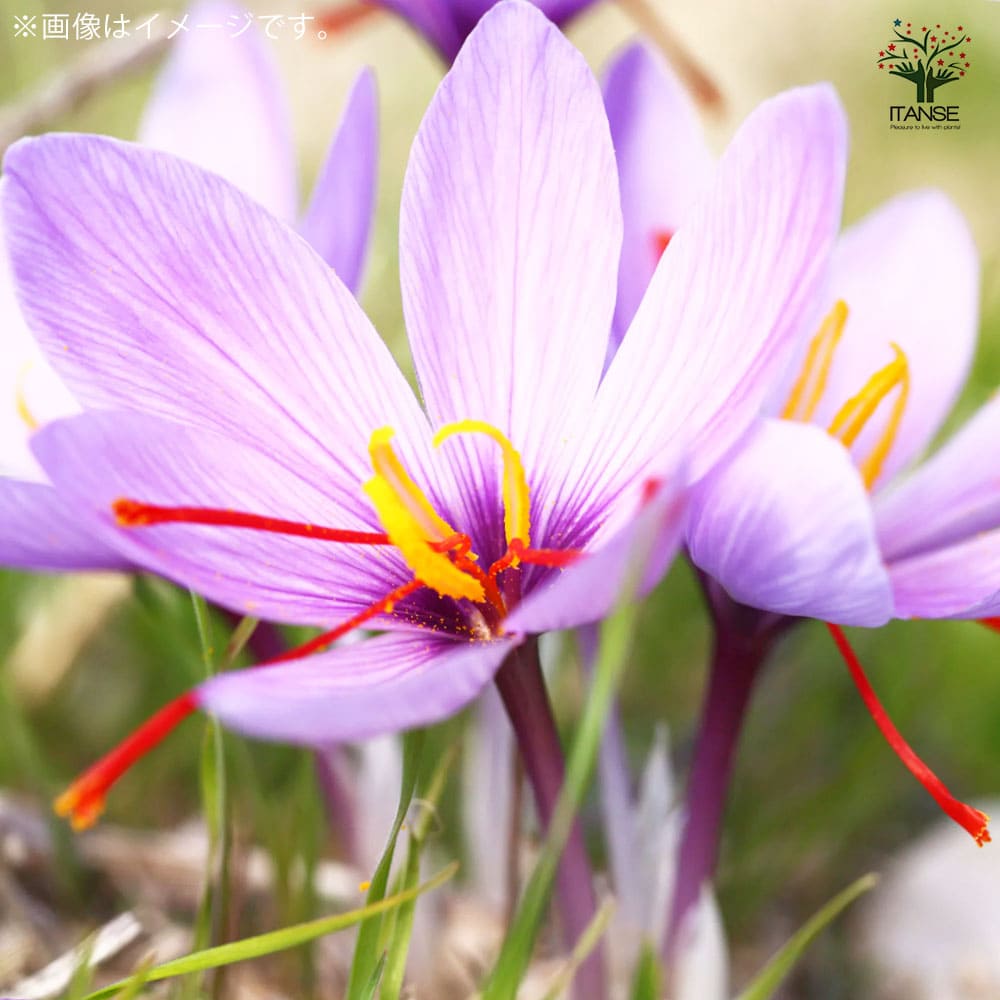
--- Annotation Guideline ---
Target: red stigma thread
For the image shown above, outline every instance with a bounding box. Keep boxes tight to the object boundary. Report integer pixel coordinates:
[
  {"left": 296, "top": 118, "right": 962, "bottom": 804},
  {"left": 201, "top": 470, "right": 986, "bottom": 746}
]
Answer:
[
  {"left": 826, "top": 623, "right": 990, "bottom": 846},
  {"left": 652, "top": 230, "right": 674, "bottom": 261},
  {"left": 269, "top": 579, "right": 425, "bottom": 663},
  {"left": 979, "top": 618, "right": 1000, "bottom": 634},
  {"left": 54, "top": 692, "right": 198, "bottom": 831},
  {"left": 113, "top": 499, "right": 391, "bottom": 547}
]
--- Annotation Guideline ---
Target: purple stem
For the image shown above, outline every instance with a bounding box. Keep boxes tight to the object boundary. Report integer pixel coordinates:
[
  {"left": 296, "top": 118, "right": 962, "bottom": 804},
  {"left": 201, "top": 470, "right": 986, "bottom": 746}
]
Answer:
[
  {"left": 494, "top": 641, "right": 606, "bottom": 1000},
  {"left": 663, "top": 587, "right": 784, "bottom": 963}
]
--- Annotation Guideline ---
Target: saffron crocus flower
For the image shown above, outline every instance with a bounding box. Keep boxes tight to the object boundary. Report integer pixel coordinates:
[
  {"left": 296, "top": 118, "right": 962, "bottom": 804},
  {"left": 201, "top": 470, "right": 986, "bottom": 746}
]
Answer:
[
  {"left": 603, "top": 41, "right": 989, "bottom": 964},
  {"left": 2, "top": 0, "right": 843, "bottom": 835},
  {"left": 364, "top": 0, "right": 596, "bottom": 63},
  {"left": 0, "top": 0, "right": 376, "bottom": 572}
]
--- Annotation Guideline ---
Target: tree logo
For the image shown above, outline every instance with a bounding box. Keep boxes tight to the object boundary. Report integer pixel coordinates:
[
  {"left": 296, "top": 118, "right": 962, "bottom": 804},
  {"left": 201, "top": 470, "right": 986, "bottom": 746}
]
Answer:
[{"left": 877, "top": 19, "right": 972, "bottom": 103}]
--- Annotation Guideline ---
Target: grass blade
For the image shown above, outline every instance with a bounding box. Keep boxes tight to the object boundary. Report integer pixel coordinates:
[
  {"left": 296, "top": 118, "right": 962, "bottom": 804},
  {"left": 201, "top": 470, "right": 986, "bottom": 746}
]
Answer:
[
  {"left": 82, "top": 862, "right": 458, "bottom": 1000},
  {"left": 735, "top": 873, "right": 878, "bottom": 1000}
]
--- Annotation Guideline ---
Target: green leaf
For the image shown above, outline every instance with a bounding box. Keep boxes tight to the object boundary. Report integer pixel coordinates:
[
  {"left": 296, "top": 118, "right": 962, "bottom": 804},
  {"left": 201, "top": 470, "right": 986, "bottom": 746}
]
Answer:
[
  {"left": 345, "top": 728, "right": 426, "bottom": 1000},
  {"left": 483, "top": 564, "right": 646, "bottom": 998},
  {"left": 381, "top": 740, "right": 460, "bottom": 1000},
  {"left": 81, "top": 862, "right": 458, "bottom": 1000},
  {"left": 628, "top": 944, "right": 663, "bottom": 1000},
  {"left": 541, "top": 898, "right": 616, "bottom": 1000},
  {"left": 735, "top": 873, "right": 878, "bottom": 1000},
  {"left": 360, "top": 951, "right": 388, "bottom": 1000}
]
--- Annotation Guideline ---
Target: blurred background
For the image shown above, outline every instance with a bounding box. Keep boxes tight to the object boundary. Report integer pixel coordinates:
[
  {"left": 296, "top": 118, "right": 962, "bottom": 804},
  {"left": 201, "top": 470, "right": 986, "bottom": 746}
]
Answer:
[{"left": 1, "top": 0, "right": 999, "bottom": 996}]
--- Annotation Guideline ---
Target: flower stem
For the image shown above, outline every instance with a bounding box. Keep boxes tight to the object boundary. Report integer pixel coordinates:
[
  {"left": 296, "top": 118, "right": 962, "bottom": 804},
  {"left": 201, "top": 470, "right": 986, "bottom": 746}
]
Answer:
[
  {"left": 663, "top": 589, "right": 784, "bottom": 963},
  {"left": 494, "top": 641, "right": 606, "bottom": 1000}
]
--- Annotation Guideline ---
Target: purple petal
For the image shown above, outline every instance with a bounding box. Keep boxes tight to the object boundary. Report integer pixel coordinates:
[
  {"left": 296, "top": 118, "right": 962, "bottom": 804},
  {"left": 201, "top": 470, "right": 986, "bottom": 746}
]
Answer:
[
  {"left": 802, "top": 190, "right": 979, "bottom": 489},
  {"left": 375, "top": 0, "right": 462, "bottom": 61},
  {"left": 0, "top": 478, "right": 128, "bottom": 571},
  {"left": 0, "top": 219, "right": 79, "bottom": 480},
  {"left": 890, "top": 530, "right": 1000, "bottom": 620},
  {"left": 198, "top": 631, "right": 516, "bottom": 744},
  {"left": 298, "top": 68, "right": 378, "bottom": 291},
  {"left": 31, "top": 411, "right": 422, "bottom": 628},
  {"left": 505, "top": 473, "right": 686, "bottom": 634},
  {"left": 551, "top": 84, "right": 847, "bottom": 539},
  {"left": 1, "top": 135, "right": 451, "bottom": 529},
  {"left": 138, "top": 0, "right": 296, "bottom": 220},
  {"left": 400, "top": 0, "right": 621, "bottom": 551},
  {"left": 687, "top": 419, "right": 892, "bottom": 626},
  {"left": 876, "top": 395, "right": 1000, "bottom": 563},
  {"left": 603, "top": 42, "right": 713, "bottom": 350}
]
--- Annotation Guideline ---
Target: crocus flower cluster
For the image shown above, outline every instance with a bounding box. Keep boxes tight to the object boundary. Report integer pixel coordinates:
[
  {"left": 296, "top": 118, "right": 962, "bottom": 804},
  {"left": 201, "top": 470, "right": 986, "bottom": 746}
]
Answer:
[
  {"left": 0, "top": 0, "right": 993, "bottom": 995},
  {"left": 2, "top": 0, "right": 841, "bottom": 828}
]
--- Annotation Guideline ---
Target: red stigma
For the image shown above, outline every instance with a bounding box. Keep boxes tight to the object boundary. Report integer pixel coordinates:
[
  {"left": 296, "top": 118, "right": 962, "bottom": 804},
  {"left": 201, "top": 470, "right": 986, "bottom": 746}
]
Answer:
[
  {"left": 979, "top": 618, "right": 1000, "bottom": 634},
  {"left": 652, "top": 229, "right": 674, "bottom": 261},
  {"left": 113, "top": 499, "right": 391, "bottom": 547},
  {"left": 54, "top": 692, "right": 198, "bottom": 831},
  {"left": 826, "top": 624, "right": 990, "bottom": 847}
]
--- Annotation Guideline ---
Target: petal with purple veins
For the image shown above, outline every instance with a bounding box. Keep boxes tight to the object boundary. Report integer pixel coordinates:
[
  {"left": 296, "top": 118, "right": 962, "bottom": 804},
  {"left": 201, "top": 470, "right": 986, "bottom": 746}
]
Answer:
[
  {"left": 686, "top": 419, "right": 892, "bottom": 627},
  {"left": 0, "top": 478, "right": 128, "bottom": 571},
  {"left": 603, "top": 41, "right": 713, "bottom": 350},
  {"left": 198, "top": 631, "right": 516, "bottom": 745},
  {"left": 31, "top": 411, "right": 432, "bottom": 628},
  {"left": 400, "top": 0, "right": 622, "bottom": 550},
  {"left": 298, "top": 68, "right": 378, "bottom": 291},
  {"left": 876, "top": 394, "right": 1000, "bottom": 563},
  {"left": 890, "top": 529, "right": 1000, "bottom": 620},
  {"left": 138, "top": 0, "right": 297, "bottom": 220},
  {"left": 1, "top": 135, "right": 451, "bottom": 516},
  {"left": 552, "top": 84, "right": 847, "bottom": 540}
]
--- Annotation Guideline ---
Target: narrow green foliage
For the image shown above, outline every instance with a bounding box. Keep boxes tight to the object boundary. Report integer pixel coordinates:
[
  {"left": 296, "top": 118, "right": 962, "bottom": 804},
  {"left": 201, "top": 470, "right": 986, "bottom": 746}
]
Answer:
[
  {"left": 360, "top": 951, "right": 388, "bottom": 1000},
  {"left": 542, "top": 898, "right": 616, "bottom": 1000},
  {"left": 483, "top": 594, "right": 643, "bottom": 998},
  {"left": 628, "top": 944, "right": 663, "bottom": 1000},
  {"left": 222, "top": 615, "right": 259, "bottom": 668},
  {"left": 735, "top": 873, "right": 878, "bottom": 1000},
  {"left": 185, "top": 592, "right": 231, "bottom": 1000},
  {"left": 81, "top": 863, "right": 457, "bottom": 1000},
  {"left": 381, "top": 741, "right": 461, "bottom": 1000},
  {"left": 345, "top": 728, "right": 426, "bottom": 1000}
]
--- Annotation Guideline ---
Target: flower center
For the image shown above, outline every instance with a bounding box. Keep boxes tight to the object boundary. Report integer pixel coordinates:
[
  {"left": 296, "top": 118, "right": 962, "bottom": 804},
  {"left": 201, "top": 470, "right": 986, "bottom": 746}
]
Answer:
[
  {"left": 57, "top": 420, "right": 584, "bottom": 831},
  {"left": 781, "top": 301, "right": 911, "bottom": 489}
]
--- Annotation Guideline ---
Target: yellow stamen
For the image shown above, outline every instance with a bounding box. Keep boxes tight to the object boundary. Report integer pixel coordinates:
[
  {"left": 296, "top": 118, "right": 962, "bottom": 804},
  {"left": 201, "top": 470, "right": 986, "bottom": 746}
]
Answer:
[
  {"left": 781, "top": 301, "right": 849, "bottom": 422},
  {"left": 827, "top": 343, "right": 910, "bottom": 490},
  {"left": 16, "top": 362, "right": 40, "bottom": 431},
  {"left": 433, "top": 420, "right": 531, "bottom": 550},
  {"left": 364, "top": 428, "right": 484, "bottom": 603}
]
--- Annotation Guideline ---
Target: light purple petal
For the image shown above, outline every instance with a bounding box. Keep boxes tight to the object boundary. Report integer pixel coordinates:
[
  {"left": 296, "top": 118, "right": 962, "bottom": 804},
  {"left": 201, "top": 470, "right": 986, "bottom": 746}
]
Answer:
[
  {"left": 686, "top": 419, "right": 892, "bottom": 626},
  {"left": 31, "top": 411, "right": 425, "bottom": 628},
  {"left": 505, "top": 472, "right": 686, "bottom": 634},
  {"left": 876, "top": 395, "right": 1000, "bottom": 563},
  {"left": 298, "top": 68, "right": 378, "bottom": 291},
  {"left": 198, "top": 631, "right": 516, "bottom": 744},
  {"left": 552, "top": 84, "right": 847, "bottom": 541},
  {"left": 0, "top": 478, "right": 128, "bottom": 571},
  {"left": 400, "top": 0, "right": 622, "bottom": 552},
  {"left": 138, "top": 0, "right": 297, "bottom": 220},
  {"left": 1, "top": 135, "right": 453, "bottom": 533},
  {"left": 603, "top": 42, "right": 713, "bottom": 349},
  {"left": 890, "top": 530, "right": 1000, "bottom": 620},
  {"left": 804, "top": 190, "right": 979, "bottom": 489}
]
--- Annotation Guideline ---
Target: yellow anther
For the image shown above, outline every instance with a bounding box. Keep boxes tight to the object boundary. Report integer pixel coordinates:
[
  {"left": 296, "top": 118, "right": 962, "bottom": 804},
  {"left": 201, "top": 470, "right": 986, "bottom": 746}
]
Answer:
[
  {"left": 364, "top": 429, "right": 484, "bottom": 603},
  {"left": 434, "top": 420, "right": 531, "bottom": 549},
  {"left": 827, "top": 343, "right": 910, "bottom": 490},
  {"left": 781, "top": 300, "right": 849, "bottom": 422},
  {"left": 15, "top": 362, "right": 40, "bottom": 431}
]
